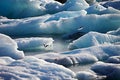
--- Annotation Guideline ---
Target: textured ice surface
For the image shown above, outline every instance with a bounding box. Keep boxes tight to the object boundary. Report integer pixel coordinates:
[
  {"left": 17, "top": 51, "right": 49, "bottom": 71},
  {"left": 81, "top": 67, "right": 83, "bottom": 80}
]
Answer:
[
  {"left": 106, "top": 56, "right": 120, "bottom": 63},
  {"left": 45, "top": 10, "right": 87, "bottom": 22},
  {"left": 76, "top": 71, "right": 97, "bottom": 80},
  {"left": 0, "top": 0, "right": 89, "bottom": 19},
  {"left": 35, "top": 52, "right": 98, "bottom": 67},
  {"left": 15, "top": 37, "right": 54, "bottom": 51},
  {"left": 0, "top": 0, "right": 64, "bottom": 18},
  {"left": 35, "top": 45, "right": 120, "bottom": 66},
  {"left": 69, "top": 32, "right": 120, "bottom": 49},
  {"left": 0, "top": 57, "right": 15, "bottom": 65},
  {"left": 0, "top": 33, "right": 24, "bottom": 59},
  {"left": 64, "top": 0, "right": 89, "bottom": 11},
  {"left": 91, "top": 62, "right": 120, "bottom": 80},
  {"left": 101, "top": 0, "right": 120, "bottom": 10},
  {"left": 0, "top": 56, "right": 76, "bottom": 80},
  {"left": 86, "top": 4, "right": 120, "bottom": 14},
  {"left": 64, "top": 45, "right": 120, "bottom": 61},
  {"left": 0, "top": 14, "right": 120, "bottom": 36}
]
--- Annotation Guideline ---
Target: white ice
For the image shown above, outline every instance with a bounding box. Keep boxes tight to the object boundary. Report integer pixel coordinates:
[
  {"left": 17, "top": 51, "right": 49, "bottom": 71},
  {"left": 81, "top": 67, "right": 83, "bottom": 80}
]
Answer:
[
  {"left": 0, "top": 33, "right": 24, "bottom": 59},
  {"left": 15, "top": 37, "right": 54, "bottom": 51},
  {"left": 76, "top": 71, "right": 97, "bottom": 80},
  {"left": 91, "top": 62, "right": 120, "bottom": 80},
  {"left": 69, "top": 32, "right": 120, "bottom": 49},
  {"left": 0, "top": 14, "right": 120, "bottom": 36},
  {"left": 0, "top": 56, "right": 76, "bottom": 80}
]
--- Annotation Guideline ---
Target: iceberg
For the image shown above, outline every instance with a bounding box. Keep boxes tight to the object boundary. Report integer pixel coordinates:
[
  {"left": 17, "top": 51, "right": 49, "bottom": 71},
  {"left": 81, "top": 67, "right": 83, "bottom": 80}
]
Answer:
[
  {"left": 0, "top": 56, "right": 76, "bottom": 80},
  {"left": 0, "top": 14, "right": 120, "bottom": 36},
  {"left": 69, "top": 32, "right": 120, "bottom": 49},
  {"left": 15, "top": 37, "right": 54, "bottom": 51},
  {"left": 0, "top": 33, "right": 24, "bottom": 59}
]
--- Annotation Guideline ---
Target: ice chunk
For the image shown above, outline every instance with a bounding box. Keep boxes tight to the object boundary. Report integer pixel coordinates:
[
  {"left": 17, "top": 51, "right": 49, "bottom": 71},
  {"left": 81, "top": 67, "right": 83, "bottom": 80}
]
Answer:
[
  {"left": 101, "top": 0, "right": 120, "bottom": 10},
  {"left": 107, "top": 28, "right": 120, "bottom": 36},
  {"left": 106, "top": 56, "right": 120, "bottom": 63},
  {"left": 69, "top": 32, "right": 120, "bottom": 49},
  {"left": 55, "top": 53, "right": 98, "bottom": 66},
  {"left": 0, "top": 14, "right": 120, "bottom": 36},
  {"left": 0, "top": 33, "right": 24, "bottom": 59},
  {"left": 64, "top": 45, "right": 120, "bottom": 61},
  {"left": 0, "top": 0, "right": 47, "bottom": 18},
  {"left": 0, "top": 56, "right": 76, "bottom": 80},
  {"left": 86, "top": 4, "right": 120, "bottom": 14},
  {"left": 15, "top": 37, "right": 54, "bottom": 51},
  {"left": 91, "top": 62, "right": 120, "bottom": 80},
  {"left": 76, "top": 71, "right": 97, "bottom": 80},
  {"left": 64, "top": 0, "right": 89, "bottom": 11}
]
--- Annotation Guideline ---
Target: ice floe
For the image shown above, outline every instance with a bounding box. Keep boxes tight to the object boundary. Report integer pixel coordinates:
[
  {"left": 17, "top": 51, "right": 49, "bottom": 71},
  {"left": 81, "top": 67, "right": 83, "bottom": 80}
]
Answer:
[
  {"left": 69, "top": 32, "right": 120, "bottom": 49},
  {"left": 15, "top": 37, "right": 54, "bottom": 51}
]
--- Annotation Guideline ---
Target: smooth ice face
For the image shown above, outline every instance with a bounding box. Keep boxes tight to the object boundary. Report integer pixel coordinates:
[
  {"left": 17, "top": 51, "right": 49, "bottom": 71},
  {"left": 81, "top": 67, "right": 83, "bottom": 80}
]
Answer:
[
  {"left": 0, "top": 33, "right": 24, "bottom": 59},
  {"left": 86, "top": 4, "right": 120, "bottom": 14},
  {"left": 0, "top": 56, "right": 76, "bottom": 80},
  {"left": 91, "top": 62, "right": 120, "bottom": 80},
  {"left": 15, "top": 37, "right": 54, "bottom": 51},
  {"left": 69, "top": 32, "right": 120, "bottom": 49}
]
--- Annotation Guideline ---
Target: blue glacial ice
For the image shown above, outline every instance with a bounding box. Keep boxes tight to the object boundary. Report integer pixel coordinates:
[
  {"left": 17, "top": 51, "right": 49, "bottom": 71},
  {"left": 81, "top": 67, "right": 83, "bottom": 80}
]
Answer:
[
  {"left": 15, "top": 37, "right": 54, "bottom": 51},
  {"left": 0, "top": 14, "right": 120, "bottom": 36},
  {"left": 101, "top": 0, "right": 120, "bottom": 10},
  {"left": 0, "top": 33, "right": 24, "bottom": 59},
  {"left": 45, "top": 10, "right": 87, "bottom": 22},
  {"left": 0, "top": 0, "right": 89, "bottom": 19},
  {"left": 76, "top": 71, "right": 97, "bottom": 80},
  {"left": 69, "top": 32, "right": 120, "bottom": 49}
]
